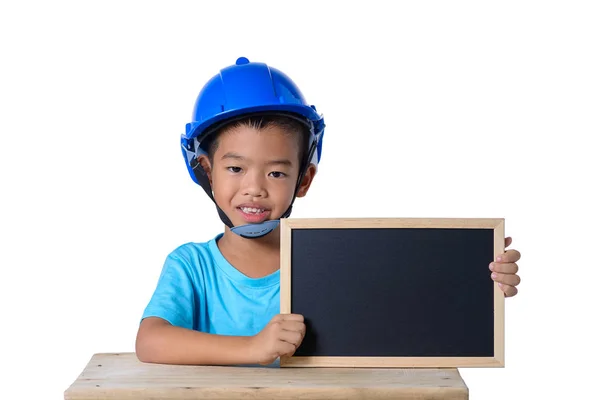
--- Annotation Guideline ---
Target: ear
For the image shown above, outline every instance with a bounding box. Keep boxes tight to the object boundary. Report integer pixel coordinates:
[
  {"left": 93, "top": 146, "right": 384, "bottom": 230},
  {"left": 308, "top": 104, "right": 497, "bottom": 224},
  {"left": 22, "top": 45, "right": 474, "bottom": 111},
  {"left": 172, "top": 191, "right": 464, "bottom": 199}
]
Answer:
[
  {"left": 197, "top": 155, "right": 213, "bottom": 186},
  {"left": 296, "top": 163, "right": 317, "bottom": 198}
]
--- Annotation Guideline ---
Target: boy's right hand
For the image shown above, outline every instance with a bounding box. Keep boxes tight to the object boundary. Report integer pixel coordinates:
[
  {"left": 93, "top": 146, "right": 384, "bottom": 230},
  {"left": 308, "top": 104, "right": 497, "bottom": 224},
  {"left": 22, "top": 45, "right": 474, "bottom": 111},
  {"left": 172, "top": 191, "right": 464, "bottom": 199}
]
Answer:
[{"left": 250, "top": 313, "right": 306, "bottom": 365}]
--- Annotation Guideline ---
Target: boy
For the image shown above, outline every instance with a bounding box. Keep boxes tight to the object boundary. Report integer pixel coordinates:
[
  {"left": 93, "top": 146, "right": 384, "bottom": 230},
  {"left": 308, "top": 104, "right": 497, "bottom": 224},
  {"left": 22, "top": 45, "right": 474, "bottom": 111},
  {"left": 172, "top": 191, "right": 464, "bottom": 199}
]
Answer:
[{"left": 136, "top": 57, "right": 522, "bottom": 366}]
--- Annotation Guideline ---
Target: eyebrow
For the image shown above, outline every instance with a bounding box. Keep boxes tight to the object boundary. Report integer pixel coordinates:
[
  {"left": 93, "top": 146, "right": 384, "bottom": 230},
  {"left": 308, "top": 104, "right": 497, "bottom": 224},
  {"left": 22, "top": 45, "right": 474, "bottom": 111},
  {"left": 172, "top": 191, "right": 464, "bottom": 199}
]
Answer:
[{"left": 221, "top": 152, "right": 293, "bottom": 167}]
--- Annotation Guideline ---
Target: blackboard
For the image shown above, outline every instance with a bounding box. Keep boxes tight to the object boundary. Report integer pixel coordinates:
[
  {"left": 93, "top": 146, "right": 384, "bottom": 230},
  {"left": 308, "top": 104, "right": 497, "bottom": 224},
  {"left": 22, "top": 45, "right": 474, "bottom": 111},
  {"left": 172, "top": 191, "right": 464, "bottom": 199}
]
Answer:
[{"left": 280, "top": 218, "right": 505, "bottom": 368}]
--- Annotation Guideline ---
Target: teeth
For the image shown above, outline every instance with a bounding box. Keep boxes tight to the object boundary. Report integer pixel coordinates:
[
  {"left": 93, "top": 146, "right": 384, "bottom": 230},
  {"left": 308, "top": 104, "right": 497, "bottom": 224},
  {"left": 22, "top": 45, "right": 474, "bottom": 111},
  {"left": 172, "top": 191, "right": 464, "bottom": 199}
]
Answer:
[{"left": 241, "top": 207, "right": 265, "bottom": 214}]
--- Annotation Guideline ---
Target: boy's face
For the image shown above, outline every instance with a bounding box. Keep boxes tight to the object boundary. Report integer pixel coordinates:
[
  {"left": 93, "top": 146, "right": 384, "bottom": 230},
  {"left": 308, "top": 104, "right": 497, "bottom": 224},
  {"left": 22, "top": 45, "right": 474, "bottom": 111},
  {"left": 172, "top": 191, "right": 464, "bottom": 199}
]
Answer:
[{"left": 198, "top": 125, "right": 315, "bottom": 227}]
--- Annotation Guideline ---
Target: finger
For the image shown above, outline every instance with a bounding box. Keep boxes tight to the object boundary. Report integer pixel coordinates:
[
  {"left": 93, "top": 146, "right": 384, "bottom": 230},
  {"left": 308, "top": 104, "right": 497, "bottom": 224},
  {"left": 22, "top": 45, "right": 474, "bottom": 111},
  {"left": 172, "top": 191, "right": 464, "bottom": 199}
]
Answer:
[
  {"left": 496, "top": 249, "right": 521, "bottom": 263},
  {"left": 271, "top": 313, "right": 303, "bottom": 324},
  {"left": 490, "top": 261, "right": 519, "bottom": 274},
  {"left": 499, "top": 283, "right": 518, "bottom": 297},
  {"left": 276, "top": 341, "right": 297, "bottom": 358},
  {"left": 270, "top": 314, "right": 285, "bottom": 323},
  {"left": 281, "top": 313, "right": 304, "bottom": 322},
  {"left": 278, "top": 342, "right": 297, "bottom": 357},
  {"left": 280, "top": 321, "right": 306, "bottom": 334},
  {"left": 491, "top": 272, "right": 521, "bottom": 287},
  {"left": 279, "top": 329, "right": 304, "bottom": 346},
  {"left": 505, "top": 237, "right": 512, "bottom": 248}
]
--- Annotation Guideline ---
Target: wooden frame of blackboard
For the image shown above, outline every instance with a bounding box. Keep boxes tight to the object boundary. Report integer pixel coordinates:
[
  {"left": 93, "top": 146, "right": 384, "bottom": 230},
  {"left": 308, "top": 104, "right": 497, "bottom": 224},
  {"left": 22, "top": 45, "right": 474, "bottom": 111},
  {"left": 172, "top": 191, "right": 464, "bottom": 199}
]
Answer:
[{"left": 280, "top": 217, "right": 505, "bottom": 368}]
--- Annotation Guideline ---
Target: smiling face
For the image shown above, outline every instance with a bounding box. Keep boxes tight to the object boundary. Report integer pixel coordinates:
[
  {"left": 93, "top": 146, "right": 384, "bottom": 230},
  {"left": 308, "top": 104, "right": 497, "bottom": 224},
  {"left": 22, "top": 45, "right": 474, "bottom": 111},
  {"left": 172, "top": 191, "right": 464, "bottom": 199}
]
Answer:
[{"left": 197, "top": 117, "right": 316, "bottom": 229}]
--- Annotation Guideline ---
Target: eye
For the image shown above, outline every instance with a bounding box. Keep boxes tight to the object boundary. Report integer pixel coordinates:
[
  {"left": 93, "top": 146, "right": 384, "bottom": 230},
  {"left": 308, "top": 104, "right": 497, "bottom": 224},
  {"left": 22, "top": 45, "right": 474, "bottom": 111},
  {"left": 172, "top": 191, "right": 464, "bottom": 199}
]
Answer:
[
  {"left": 269, "top": 171, "right": 287, "bottom": 178},
  {"left": 227, "top": 166, "right": 242, "bottom": 173}
]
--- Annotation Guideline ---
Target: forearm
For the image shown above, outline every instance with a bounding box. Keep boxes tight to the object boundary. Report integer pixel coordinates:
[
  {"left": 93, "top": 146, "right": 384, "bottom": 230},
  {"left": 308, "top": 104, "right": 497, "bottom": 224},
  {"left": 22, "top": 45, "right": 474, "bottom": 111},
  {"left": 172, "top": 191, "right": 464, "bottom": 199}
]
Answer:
[{"left": 136, "top": 319, "right": 256, "bottom": 365}]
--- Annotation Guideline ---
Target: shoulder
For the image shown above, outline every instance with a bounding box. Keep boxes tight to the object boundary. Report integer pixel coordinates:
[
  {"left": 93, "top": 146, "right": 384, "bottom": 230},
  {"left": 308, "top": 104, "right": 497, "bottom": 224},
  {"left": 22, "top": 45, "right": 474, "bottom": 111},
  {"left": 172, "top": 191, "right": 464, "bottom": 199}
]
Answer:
[
  {"left": 166, "top": 241, "right": 210, "bottom": 261},
  {"left": 161, "top": 234, "right": 223, "bottom": 273}
]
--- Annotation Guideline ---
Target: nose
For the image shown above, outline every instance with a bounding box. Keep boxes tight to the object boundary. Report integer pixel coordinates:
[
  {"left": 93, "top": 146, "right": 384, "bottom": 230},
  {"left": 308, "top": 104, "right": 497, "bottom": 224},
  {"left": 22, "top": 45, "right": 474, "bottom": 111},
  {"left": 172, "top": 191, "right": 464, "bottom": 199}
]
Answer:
[{"left": 241, "top": 171, "right": 267, "bottom": 198}]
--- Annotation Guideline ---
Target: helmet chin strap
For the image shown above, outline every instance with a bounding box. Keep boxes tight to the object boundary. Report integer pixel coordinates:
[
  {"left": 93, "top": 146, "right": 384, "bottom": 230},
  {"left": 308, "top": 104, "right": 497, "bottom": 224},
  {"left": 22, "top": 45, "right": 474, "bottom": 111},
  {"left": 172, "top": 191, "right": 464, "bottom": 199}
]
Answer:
[{"left": 191, "top": 142, "right": 317, "bottom": 240}]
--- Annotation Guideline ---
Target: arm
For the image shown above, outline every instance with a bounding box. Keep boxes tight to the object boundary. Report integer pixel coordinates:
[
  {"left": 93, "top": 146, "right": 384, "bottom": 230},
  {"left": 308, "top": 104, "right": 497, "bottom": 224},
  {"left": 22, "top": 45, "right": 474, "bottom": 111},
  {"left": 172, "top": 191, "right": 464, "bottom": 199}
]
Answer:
[
  {"left": 136, "top": 314, "right": 306, "bottom": 366},
  {"left": 136, "top": 250, "right": 251, "bottom": 365},
  {"left": 137, "top": 250, "right": 305, "bottom": 366},
  {"left": 135, "top": 317, "right": 256, "bottom": 365}
]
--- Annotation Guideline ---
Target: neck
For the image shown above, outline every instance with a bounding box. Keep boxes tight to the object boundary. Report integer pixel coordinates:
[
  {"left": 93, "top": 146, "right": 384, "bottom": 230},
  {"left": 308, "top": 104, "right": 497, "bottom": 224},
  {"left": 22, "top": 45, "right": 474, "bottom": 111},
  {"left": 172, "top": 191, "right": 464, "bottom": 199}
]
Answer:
[{"left": 217, "top": 224, "right": 281, "bottom": 277}]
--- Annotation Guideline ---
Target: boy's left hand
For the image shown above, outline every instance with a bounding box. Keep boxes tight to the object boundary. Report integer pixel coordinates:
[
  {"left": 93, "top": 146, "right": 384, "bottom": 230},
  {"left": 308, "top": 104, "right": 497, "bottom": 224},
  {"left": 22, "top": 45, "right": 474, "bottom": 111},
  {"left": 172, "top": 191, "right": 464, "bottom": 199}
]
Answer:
[{"left": 489, "top": 237, "right": 521, "bottom": 297}]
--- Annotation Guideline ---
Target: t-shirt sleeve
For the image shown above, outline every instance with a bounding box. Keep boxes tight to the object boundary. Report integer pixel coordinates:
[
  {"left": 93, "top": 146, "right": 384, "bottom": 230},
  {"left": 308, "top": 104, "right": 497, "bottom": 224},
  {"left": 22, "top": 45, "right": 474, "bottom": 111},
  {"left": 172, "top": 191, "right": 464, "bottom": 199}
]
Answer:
[{"left": 140, "top": 252, "right": 197, "bottom": 330}]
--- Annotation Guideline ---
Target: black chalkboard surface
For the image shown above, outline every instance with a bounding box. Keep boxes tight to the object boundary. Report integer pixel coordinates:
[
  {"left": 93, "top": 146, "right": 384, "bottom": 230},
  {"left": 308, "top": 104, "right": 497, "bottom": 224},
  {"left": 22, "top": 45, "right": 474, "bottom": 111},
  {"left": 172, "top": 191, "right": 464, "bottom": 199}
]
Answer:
[{"left": 280, "top": 218, "right": 505, "bottom": 368}]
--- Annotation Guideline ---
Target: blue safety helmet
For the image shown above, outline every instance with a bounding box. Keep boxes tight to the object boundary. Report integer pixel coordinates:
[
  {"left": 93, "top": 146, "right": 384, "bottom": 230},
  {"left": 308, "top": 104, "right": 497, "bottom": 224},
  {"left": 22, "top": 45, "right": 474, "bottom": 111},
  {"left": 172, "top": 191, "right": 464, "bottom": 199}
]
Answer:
[{"left": 180, "top": 57, "right": 325, "bottom": 239}]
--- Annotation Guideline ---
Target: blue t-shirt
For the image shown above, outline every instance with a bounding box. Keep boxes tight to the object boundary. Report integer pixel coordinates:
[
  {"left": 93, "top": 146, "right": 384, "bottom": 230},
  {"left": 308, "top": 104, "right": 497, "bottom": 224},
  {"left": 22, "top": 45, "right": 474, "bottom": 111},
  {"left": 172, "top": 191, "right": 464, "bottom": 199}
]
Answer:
[{"left": 141, "top": 233, "right": 280, "bottom": 336}]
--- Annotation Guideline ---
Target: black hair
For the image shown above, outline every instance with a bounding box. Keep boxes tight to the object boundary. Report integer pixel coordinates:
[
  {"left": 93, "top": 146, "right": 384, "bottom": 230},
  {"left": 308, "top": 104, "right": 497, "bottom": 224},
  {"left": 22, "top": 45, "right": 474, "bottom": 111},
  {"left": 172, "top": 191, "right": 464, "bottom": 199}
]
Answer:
[{"left": 203, "top": 114, "right": 310, "bottom": 167}]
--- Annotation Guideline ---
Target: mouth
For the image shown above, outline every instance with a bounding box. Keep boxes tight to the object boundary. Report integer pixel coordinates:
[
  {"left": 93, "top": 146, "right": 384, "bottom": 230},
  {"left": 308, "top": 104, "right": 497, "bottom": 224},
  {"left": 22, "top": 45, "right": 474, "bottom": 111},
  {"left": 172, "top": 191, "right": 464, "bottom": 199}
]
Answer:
[{"left": 236, "top": 205, "right": 271, "bottom": 224}]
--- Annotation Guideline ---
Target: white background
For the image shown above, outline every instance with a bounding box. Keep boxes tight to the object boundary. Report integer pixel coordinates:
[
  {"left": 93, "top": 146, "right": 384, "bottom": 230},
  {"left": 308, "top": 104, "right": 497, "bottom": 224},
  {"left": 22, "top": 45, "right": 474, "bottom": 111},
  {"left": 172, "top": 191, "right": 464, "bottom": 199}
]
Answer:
[{"left": 1, "top": 1, "right": 598, "bottom": 399}]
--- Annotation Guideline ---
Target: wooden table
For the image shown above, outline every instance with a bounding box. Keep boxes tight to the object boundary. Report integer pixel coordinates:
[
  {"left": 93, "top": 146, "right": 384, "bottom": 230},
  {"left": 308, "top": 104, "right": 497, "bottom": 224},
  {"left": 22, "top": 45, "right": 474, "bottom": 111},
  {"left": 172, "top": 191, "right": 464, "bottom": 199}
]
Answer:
[{"left": 64, "top": 353, "right": 469, "bottom": 399}]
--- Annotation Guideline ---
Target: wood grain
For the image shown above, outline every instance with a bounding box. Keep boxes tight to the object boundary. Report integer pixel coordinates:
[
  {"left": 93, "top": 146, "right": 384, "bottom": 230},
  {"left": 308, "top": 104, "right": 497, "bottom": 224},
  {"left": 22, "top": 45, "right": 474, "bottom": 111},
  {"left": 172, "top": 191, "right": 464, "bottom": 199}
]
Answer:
[
  {"left": 283, "top": 217, "right": 504, "bottom": 229},
  {"left": 64, "top": 353, "right": 469, "bottom": 399}
]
